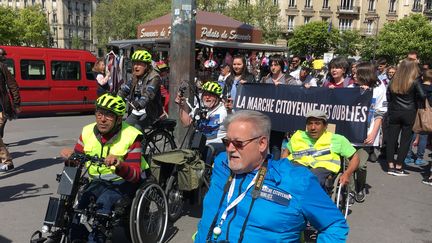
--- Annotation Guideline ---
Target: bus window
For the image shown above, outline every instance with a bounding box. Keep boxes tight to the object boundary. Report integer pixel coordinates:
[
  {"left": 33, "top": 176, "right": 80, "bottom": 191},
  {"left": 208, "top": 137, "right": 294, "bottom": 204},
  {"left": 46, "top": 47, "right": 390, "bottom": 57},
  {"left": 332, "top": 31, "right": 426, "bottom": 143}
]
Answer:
[
  {"left": 85, "top": 62, "right": 95, "bottom": 80},
  {"left": 51, "top": 61, "right": 81, "bottom": 80},
  {"left": 20, "top": 60, "right": 46, "bottom": 80},
  {"left": 4, "top": 59, "right": 15, "bottom": 77}
]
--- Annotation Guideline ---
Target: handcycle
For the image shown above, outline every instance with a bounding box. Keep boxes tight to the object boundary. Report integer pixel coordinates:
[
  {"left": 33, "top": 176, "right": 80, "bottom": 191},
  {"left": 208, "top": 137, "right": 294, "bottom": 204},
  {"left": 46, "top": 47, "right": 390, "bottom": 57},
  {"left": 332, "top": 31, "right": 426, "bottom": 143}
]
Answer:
[
  {"left": 30, "top": 153, "right": 168, "bottom": 243},
  {"left": 148, "top": 81, "right": 216, "bottom": 222}
]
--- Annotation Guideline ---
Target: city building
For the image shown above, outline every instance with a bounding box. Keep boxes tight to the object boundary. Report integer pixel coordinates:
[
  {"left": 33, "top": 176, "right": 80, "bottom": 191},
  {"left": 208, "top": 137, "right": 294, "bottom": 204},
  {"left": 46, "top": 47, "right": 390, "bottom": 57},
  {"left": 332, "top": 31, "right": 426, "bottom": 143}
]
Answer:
[
  {"left": 236, "top": 0, "right": 432, "bottom": 46},
  {"left": 0, "top": 0, "right": 98, "bottom": 53}
]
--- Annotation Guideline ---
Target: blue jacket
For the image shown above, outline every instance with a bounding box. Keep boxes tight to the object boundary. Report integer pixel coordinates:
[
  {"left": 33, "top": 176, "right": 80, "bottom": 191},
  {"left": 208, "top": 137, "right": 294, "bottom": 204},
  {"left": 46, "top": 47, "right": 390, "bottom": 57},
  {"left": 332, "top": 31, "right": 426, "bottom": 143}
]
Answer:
[{"left": 195, "top": 152, "right": 348, "bottom": 243}]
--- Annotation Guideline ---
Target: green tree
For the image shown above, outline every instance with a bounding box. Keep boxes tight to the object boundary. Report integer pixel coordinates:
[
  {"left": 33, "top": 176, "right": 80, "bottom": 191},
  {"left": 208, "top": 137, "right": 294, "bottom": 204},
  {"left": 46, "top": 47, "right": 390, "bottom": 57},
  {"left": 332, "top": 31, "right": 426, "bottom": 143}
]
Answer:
[
  {"left": 288, "top": 21, "right": 339, "bottom": 57},
  {"left": 335, "top": 30, "right": 361, "bottom": 56},
  {"left": 358, "top": 36, "right": 376, "bottom": 61},
  {"left": 93, "top": 0, "right": 171, "bottom": 49},
  {"left": 15, "top": 6, "right": 49, "bottom": 47},
  {"left": 224, "top": 0, "right": 283, "bottom": 44},
  {"left": 0, "top": 6, "right": 20, "bottom": 45},
  {"left": 376, "top": 14, "right": 432, "bottom": 64},
  {"left": 71, "top": 35, "right": 82, "bottom": 49},
  {"left": 197, "top": 0, "right": 227, "bottom": 12}
]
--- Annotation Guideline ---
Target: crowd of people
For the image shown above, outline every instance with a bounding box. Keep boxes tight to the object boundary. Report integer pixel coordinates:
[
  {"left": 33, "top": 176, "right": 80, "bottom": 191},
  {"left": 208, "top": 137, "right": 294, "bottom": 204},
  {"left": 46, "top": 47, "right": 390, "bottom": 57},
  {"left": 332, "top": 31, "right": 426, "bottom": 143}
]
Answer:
[{"left": 3, "top": 45, "right": 432, "bottom": 242}]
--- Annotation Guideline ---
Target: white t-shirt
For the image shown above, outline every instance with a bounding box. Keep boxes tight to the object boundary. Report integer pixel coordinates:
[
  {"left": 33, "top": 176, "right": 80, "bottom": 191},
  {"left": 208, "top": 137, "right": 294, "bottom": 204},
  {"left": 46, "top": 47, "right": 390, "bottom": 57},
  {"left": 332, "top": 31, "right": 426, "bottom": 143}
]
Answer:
[{"left": 190, "top": 102, "right": 227, "bottom": 144}]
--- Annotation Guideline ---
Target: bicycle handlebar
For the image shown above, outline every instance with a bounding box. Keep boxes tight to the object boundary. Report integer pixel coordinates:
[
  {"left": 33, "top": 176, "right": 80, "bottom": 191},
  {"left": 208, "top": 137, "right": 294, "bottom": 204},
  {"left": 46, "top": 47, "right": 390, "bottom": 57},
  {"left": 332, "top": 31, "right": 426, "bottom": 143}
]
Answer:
[{"left": 67, "top": 153, "right": 116, "bottom": 170}]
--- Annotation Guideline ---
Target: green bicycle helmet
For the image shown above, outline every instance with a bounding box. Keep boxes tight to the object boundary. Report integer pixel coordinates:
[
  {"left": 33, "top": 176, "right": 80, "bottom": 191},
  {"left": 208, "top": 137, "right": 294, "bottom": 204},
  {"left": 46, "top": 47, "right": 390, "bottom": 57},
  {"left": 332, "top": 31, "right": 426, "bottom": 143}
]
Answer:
[
  {"left": 202, "top": 81, "right": 222, "bottom": 97},
  {"left": 96, "top": 93, "right": 126, "bottom": 116},
  {"left": 131, "top": 50, "right": 152, "bottom": 63}
]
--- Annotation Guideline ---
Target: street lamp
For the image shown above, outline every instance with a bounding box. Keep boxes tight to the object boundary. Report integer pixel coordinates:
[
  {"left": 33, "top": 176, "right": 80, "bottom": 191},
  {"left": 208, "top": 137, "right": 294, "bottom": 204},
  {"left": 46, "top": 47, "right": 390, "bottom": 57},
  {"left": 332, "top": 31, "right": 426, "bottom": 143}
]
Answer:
[{"left": 364, "top": 16, "right": 380, "bottom": 61}]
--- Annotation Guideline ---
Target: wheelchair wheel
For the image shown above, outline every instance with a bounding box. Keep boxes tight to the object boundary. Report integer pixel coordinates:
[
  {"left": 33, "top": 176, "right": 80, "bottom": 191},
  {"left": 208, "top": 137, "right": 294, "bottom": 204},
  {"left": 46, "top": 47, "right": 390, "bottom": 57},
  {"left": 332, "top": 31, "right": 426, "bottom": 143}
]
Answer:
[
  {"left": 165, "top": 175, "right": 184, "bottom": 222},
  {"left": 129, "top": 182, "right": 168, "bottom": 243},
  {"left": 331, "top": 173, "right": 350, "bottom": 218},
  {"left": 143, "top": 129, "right": 177, "bottom": 161}
]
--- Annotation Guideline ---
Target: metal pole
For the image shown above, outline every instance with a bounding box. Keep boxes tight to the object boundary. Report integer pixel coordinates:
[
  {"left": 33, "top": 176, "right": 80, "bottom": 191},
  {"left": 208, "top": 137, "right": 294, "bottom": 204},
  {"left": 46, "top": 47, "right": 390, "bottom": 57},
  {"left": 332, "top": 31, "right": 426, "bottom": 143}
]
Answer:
[{"left": 168, "top": 0, "right": 196, "bottom": 145}]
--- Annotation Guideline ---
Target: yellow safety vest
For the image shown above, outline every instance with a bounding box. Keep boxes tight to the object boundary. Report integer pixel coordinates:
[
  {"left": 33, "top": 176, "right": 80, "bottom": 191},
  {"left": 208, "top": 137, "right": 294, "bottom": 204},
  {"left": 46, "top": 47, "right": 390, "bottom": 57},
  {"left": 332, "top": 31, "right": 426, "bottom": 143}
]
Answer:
[
  {"left": 81, "top": 122, "right": 148, "bottom": 181},
  {"left": 288, "top": 130, "right": 341, "bottom": 173}
]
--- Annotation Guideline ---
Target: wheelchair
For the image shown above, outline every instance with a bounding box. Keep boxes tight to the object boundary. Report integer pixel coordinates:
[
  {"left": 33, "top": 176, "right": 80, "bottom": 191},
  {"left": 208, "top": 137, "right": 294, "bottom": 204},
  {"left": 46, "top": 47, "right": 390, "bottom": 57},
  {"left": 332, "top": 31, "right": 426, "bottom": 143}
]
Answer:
[
  {"left": 30, "top": 153, "right": 168, "bottom": 243},
  {"left": 324, "top": 158, "right": 351, "bottom": 218}
]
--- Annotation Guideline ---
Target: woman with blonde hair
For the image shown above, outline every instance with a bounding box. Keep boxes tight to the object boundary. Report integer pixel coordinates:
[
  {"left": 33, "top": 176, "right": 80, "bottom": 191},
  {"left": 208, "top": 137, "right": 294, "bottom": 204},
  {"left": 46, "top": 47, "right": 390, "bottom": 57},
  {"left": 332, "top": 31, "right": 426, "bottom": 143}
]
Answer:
[
  {"left": 386, "top": 58, "right": 425, "bottom": 176},
  {"left": 92, "top": 58, "right": 111, "bottom": 96}
]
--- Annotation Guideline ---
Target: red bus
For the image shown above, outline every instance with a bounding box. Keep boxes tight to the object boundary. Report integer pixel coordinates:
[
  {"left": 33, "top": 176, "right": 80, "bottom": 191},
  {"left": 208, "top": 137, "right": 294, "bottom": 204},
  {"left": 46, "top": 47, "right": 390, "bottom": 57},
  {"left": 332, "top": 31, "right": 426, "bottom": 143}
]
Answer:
[{"left": 1, "top": 46, "right": 97, "bottom": 114}]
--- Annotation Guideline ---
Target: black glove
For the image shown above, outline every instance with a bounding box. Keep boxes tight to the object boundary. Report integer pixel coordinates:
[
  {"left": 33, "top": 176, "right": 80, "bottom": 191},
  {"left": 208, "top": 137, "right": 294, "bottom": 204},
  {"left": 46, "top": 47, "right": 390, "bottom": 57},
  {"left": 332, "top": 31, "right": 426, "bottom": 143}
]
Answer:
[{"left": 131, "top": 97, "right": 148, "bottom": 110}]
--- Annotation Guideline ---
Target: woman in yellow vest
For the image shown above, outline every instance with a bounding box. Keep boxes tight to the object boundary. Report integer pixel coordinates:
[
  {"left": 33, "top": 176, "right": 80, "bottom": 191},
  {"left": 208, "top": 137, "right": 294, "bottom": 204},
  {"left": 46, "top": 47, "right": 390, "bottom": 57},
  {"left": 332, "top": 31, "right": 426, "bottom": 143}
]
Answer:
[
  {"left": 60, "top": 93, "right": 148, "bottom": 242},
  {"left": 282, "top": 109, "right": 360, "bottom": 190}
]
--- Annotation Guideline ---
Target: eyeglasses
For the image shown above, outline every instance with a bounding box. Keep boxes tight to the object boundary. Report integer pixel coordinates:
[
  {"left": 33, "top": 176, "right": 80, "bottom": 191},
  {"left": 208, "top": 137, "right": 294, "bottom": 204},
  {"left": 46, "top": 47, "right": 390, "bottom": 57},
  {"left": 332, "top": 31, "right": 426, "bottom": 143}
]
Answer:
[
  {"left": 221, "top": 136, "right": 262, "bottom": 149},
  {"left": 95, "top": 110, "right": 116, "bottom": 121}
]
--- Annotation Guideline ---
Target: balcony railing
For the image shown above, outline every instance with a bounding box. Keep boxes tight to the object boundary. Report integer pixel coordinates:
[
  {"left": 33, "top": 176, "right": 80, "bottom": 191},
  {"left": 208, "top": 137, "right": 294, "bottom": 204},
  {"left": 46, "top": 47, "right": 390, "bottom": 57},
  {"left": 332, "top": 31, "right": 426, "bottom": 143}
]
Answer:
[
  {"left": 337, "top": 5, "right": 360, "bottom": 14},
  {"left": 412, "top": 4, "right": 423, "bottom": 12}
]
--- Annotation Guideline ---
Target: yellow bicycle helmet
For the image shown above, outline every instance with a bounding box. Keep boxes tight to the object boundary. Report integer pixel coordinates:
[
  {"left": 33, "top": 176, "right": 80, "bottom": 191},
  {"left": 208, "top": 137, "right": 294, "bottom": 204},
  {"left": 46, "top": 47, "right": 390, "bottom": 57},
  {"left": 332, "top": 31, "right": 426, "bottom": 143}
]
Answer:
[
  {"left": 96, "top": 93, "right": 126, "bottom": 116},
  {"left": 131, "top": 50, "right": 152, "bottom": 63},
  {"left": 202, "top": 81, "right": 222, "bottom": 97}
]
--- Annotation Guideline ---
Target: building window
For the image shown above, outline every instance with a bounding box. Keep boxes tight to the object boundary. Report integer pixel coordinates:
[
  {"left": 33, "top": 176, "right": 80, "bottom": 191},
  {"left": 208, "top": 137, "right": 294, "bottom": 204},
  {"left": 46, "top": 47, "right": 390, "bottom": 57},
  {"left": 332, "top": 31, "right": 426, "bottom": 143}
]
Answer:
[
  {"left": 368, "top": 0, "right": 375, "bottom": 11},
  {"left": 273, "top": 0, "right": 278, "bottom": 5},
  {"left": 240, "top": 0, "right": 250, "bottom": 6},
  {"left": 426, "top": 0, "right": 432, "bottom": 10},
  {"left": 288, "top": 16, "right": 295, "bottom": 31},
  {"left": 288, "top": 0, "right": 296, "bottom": 8},
  {"left": 389, "top": 0, "right": 396, "bottom": 12},
  {"left": 24, "top": 0, "right": 27, "bottom": 7},
  {"left": 366, "top": 20, "right": 374, "bottom": 34},
  {"left": 305, "top": 0, "right": 312, "bottom": 8},
  {"left": 68, "top": 14, "right": 72, "bottom": 24},
  {"left": 31, "top": 0, "right": 35, "bottom": 6},
  {"left": 323, "top": 0, "right": 330, "bottom": 8},
  {"left": 42, "top": 0, "right": 45, "bottom": 8},
  {"left": 69, "top": 28, "right": 73, "bottom": 38},
  {"left": 8, "top": 0, "right": 12, "bottom": 7},
  {"left": 413, "top": 0, "right": 422, "bottom": 11},
  {"left": 340, "top": 0, "right": 353, "bottom": 10},
  {"left": 304, "top": 16, "right": 311, "bottom": 24},
  {"left": 76, "top": 15, "right": 80, "bottom": 26},
  {"left": 53, "top": 13, "right": 57, "bottom": 23},
  {"left": 339, "top": 18, "right": 353, "bottom": 31}
]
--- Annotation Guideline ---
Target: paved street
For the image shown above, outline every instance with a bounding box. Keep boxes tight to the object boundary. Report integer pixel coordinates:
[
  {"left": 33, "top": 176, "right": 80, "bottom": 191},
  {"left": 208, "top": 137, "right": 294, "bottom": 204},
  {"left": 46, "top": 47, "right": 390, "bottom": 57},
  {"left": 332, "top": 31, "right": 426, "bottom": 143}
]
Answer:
[{"left": 1, "top": 115, "right": 431, "bottom": 243}]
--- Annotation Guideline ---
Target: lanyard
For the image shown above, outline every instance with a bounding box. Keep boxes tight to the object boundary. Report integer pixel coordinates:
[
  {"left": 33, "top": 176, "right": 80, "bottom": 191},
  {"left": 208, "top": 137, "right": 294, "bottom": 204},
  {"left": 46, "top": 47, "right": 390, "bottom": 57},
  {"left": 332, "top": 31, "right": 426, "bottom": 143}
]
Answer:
[
  {"left": 211, "top": 159, "right": 268, "bottom": 242},
  {"left": 217, "top": 173, "right": 258, "bottom": 229}
]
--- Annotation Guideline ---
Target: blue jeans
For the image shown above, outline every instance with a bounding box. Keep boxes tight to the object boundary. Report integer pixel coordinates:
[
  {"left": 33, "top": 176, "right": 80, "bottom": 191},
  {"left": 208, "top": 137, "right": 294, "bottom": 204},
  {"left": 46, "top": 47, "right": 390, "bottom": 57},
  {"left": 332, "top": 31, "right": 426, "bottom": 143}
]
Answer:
[{"left": 407, "top": 133, "right": 428, "bottom": 160}]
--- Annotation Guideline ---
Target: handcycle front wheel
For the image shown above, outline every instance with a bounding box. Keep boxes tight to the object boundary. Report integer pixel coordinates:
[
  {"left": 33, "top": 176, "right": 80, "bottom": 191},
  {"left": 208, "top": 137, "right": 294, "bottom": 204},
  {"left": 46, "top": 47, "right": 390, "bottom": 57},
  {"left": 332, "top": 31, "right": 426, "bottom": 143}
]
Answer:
[
  {"left": 143, "top": 129, "right": 177, "bottom": 161},
  {"left": 165, "top": 175, "right": 184, "bottom": 222},
  {"left": 129, "top": 182, "right": 168, "bottom": 243}
]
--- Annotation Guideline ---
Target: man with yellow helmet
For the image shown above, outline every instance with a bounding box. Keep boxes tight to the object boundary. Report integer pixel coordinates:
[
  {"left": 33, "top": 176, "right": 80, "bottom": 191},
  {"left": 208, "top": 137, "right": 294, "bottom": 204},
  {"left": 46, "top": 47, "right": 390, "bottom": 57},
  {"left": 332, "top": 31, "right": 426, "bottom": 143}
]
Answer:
[
  {"left": 60, "top": 93, "right": 148, "bottom": 242},
  {"left": 176, "top": 81, "right": 228, "bottom": 162},
  {"left": 118, "top": 49, "right": 163, "bottom": 131},
  {"left": 282, "top": 109, "right": 359, "bottom": 189}
]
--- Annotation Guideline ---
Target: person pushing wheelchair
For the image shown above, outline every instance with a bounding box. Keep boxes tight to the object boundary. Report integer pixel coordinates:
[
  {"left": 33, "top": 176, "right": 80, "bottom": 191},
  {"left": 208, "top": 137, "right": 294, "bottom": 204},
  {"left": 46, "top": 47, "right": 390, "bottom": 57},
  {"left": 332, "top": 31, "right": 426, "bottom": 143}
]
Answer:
[{"left": 60, "top": 93, "right": 149, "bottom": 243}]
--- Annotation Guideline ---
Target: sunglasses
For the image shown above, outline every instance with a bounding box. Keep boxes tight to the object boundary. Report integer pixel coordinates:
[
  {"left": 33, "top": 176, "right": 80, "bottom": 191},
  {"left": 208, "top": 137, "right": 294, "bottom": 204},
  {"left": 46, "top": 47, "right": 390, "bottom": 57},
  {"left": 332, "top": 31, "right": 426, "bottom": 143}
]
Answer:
[{"left": 221, "top": 136, "right": 262, "bottom": 149}]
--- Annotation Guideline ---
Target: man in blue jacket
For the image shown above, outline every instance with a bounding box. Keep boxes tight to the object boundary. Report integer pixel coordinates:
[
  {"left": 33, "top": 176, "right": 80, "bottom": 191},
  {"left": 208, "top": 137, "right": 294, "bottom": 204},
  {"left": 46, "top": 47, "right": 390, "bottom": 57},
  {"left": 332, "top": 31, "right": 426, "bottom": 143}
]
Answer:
[{"left": 195, "top": 110, "right": 348, "bottom": 243}]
